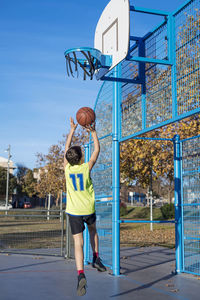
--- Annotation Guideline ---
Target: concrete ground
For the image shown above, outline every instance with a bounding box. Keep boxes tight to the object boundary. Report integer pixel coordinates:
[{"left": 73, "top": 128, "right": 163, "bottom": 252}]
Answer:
[{"left": 0, "top": 247, "right": 200, "bottom": 299}]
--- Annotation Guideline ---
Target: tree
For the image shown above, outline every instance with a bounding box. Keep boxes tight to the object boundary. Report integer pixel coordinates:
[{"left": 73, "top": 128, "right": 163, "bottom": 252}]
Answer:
[
  {"left": 16, "top": 164, "right": 28, "bottom": 186},
  {"left": 23, "top": 169, "right": 37, "bottom": 197},
  {"left": 0, "top": 167, "right": 17, "bottom": 196},
  {"left": 15, "top": 164, "right": 37, "bottom": 197},
  {"left": 35, "top": 127, "right": 89, "bottom": 205},
  {"left": 35, "top": 144, "right": 65, "bottom": 202}
]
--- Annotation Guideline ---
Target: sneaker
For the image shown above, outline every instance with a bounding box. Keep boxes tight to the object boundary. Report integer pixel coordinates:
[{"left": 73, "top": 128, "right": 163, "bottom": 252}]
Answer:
[
  {"left": 77, "top": 273, "right": 87, "bottom": 296},
  {"left": 92, "top": 257, "right": 106, "bottom": 272}
]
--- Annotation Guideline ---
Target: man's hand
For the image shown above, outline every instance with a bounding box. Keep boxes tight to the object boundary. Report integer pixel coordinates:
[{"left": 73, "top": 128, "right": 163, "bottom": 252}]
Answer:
[
  {"left": 64, "top": 117, "right": 78, "bottom": 169},
  {"left": 70, "top": 117, "right": 78, "bottom": 131},
  {"left": 84, "top": 122, "right": 96, "bottom": 132},
  {"left": 87, "top": 124, "right": 100, "bottom": 171}
]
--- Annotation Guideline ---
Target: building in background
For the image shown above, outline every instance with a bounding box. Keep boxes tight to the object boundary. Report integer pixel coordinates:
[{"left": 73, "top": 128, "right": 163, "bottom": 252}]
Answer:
[{"left": 0, "top": 156, "right": 16, "bottom": 174}]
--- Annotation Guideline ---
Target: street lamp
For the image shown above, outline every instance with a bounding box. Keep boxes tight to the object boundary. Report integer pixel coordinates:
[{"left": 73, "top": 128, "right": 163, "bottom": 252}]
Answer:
[{"left": 5, "top": 145, "right": 11, "bottom": 210}]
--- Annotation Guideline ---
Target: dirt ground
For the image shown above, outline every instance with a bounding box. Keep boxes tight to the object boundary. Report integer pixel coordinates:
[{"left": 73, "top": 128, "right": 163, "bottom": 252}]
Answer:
[{"left": 120, "top": 223, "right": 175, "bottom": 248}]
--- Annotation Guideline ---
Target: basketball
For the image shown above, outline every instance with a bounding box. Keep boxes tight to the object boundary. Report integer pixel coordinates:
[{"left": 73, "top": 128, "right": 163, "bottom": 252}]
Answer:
[{"left": 76, "top": 107, "right": 96, "bottom": 127}]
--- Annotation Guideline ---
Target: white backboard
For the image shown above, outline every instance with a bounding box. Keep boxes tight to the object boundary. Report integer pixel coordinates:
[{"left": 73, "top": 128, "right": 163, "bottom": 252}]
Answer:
[{"left": 94, "top": 0, "right": 130, "bottom": 72}]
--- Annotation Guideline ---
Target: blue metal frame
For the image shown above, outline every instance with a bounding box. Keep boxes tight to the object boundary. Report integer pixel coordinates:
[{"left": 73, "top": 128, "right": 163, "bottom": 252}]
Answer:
[
  {"left": 130, "top": 6, "right": 170, "bottom": 16},
  {"left": 118, "top": 66, "right": 122, "bottom": 142},
  {"left": 93, "top": 81, "right": 106, "bottom": 111},
  {"left": 101, "top": 76, "right": 141, "bottom": 85},
  {"left": 167, "top": 14, "right": 178, "bottom": 119},
  {"left": 119, "top": 108, "right": 200, "bottom": 143},
  {"left": 120, "top": 220, "right": 175, "bottom": 224},
  {"left": 173, "top": 135, "right": 183, "bottom": 273},
  {"left": 142, "top": 19, "right": 167, "bottom": 41},
  {"left": 124, "top": 137, "right": 173, "bottom": 141},
  {"left": 126, "top": 56, "right": 172, "bottom": 65},
  {"left": 180, "top": 135, "right": 200, "bottom": 276},
  {"left": 180, "top": 140, "right": 185, "bottom": 273},
  {"left": 88, "top": 133, "right": 113, "bottom": 143},
  {"left": 138, "top": 38, "right": 147, "bottom": 131},
  {"left": 181, "top": 134, "right": 200, "bottom": 143},
  {"left": 102, "top": 0, "right": 198, "bottom": 276},
  {"left": 112, "top": 65, "right": 121, "bottom": 276},
  {"left": 173, "top": 0, "right": 195, "bottom": 16},
  {"left": 67, "top": 0, "right": 199, "bottom": 277}
]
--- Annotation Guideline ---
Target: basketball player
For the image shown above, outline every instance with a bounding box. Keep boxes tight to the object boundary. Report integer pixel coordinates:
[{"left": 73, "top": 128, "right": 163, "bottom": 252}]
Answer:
[{"left": 64, "top": 117, "right": 106, "bottom": 297}]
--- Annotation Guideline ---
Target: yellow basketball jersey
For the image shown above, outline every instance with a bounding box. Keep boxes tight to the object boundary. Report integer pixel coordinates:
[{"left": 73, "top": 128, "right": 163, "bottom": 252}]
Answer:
[{"left": 65, "top": 163, "right": 95, "bottom": 215}]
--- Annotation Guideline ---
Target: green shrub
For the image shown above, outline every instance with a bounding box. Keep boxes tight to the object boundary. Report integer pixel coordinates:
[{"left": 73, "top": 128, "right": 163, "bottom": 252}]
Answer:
[
  {"left": 161, "top": 203, "right": 175, "bottom": 219},
  {"left": 120, "top": 202, "right": 128, "bottom": 217}
]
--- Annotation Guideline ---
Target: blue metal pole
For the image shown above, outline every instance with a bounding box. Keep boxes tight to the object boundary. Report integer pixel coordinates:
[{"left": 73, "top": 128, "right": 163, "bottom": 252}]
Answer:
[
  {"left": 167, "top": 14, "right": 177, "bottom": 119},
  {"left": 120, "top": 220, "right": 175, "bottom": 223},
  {"left": 130, "top": 6, "right": 170, "bottom": 16},
  {"left": 180, "top": 140, "right": 185, "bottom": 273},
  {"left": 112, "top": 65, "right": 121, "bottom": 276},
  {"left": 126, "top": 56, "right": 172, "bottom": 65},
  {"left": 173, "top": 135, "right": 183, "bottom": 274},
  {"left": 138, "top": 38, "right": 146, "bottom": 130},
  {"left": 84, "top": 144, "right": 90, "bottom": 265}
]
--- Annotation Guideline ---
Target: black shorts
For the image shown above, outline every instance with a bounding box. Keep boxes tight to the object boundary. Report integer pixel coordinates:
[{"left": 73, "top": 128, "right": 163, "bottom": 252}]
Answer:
[{"left": 68, "top": 213, "right": 96, "bottom": 235}]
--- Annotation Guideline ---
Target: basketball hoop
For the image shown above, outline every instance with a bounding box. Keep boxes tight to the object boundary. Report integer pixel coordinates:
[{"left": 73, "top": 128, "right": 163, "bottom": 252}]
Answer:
[{"left": 64, "top": 47, "right": 112, "bottom": 80}]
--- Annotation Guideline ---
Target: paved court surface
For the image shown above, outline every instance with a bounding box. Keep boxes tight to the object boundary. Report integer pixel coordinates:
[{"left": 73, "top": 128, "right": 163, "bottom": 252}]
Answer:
[{"left": 0, "top": 247, "right": 200, "bottom": 299}]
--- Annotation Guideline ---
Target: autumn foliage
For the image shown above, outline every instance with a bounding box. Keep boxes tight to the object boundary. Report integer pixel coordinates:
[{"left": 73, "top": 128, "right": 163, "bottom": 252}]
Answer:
[{"left": 34, "top": 126, "right": 89, "bottom": 203}]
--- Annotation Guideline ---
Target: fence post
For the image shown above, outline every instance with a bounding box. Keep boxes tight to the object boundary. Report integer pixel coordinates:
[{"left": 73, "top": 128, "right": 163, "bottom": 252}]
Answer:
[
  {"left": 61, "top": 210, "right": 64, "bottom": 256},
  {"left": 173, "top": 134, "right": 182, "bottom": 273},
  {"left": 60, "top": 190, "right": 63, "bottom": 222},
  {"left": 65, "top": 213, "right": 71, "bottom": 258},
  {"left": 47, "top": 193, "right": 51, "bottom": 221}
]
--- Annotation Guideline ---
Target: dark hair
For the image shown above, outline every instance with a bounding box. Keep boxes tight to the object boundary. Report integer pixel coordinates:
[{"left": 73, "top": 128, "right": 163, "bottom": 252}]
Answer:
[{"left": 66, "top": 146, "right": 82, "bottom": 166}]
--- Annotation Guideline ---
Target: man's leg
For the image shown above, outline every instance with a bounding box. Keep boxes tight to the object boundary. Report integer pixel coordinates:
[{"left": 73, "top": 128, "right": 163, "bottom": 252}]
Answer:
[
  {"left": 88, "top": 222, "right": 106, "bottom": 272},
  {"left": 87, "top": 222, "right": 99, "bottom": 254},
  {"left": 73, "top": 232, "right": 84, "bottom": 271},
  {"left": 72, "top": 230, "right": 87, "bottom": 296}
]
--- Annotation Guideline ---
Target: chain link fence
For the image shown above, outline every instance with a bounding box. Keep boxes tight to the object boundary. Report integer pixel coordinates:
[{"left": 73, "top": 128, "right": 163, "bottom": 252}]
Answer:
[{"left": 0, "top": 209, "right": 74, "bottom": 258}]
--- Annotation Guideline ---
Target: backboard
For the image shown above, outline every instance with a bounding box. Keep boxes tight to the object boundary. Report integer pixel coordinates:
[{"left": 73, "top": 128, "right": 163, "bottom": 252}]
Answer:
[{"left": 94, "top": 0, "right": 130, "bottom": 76}]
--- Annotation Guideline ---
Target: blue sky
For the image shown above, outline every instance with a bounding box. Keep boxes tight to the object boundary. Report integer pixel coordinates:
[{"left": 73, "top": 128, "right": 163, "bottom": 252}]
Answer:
[{"left": 0, "top": 0, "right": 186, "bottom": 169}]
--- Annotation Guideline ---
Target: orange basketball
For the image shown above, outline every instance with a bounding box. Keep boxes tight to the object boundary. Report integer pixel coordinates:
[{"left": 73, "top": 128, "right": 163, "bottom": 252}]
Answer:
[{"left": 76, "top": 107, "right": 96, "bottom": 127}]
